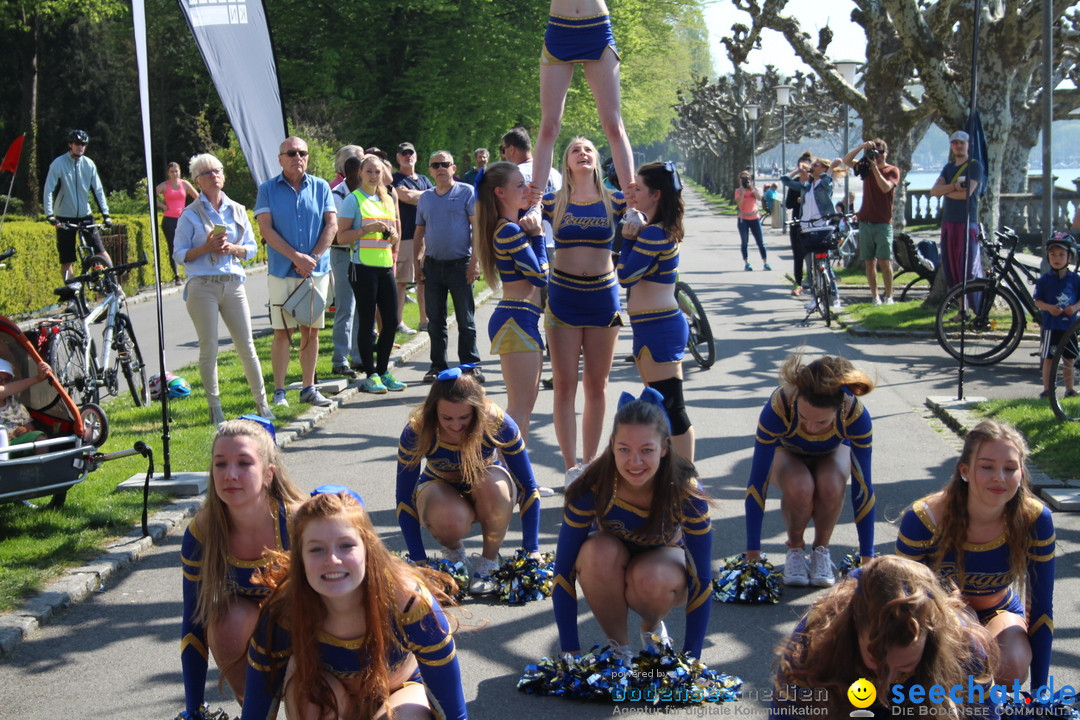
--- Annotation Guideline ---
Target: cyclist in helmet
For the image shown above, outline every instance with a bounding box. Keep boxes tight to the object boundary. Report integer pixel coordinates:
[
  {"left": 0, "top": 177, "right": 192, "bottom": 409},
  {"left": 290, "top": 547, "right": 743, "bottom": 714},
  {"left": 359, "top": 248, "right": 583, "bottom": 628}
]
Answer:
[
  {"left": 43, "top": 129, "right": 113, "bottom": 279},
  {"left": 1034, "top": 232, "right": 1080, "bottom": 399}
]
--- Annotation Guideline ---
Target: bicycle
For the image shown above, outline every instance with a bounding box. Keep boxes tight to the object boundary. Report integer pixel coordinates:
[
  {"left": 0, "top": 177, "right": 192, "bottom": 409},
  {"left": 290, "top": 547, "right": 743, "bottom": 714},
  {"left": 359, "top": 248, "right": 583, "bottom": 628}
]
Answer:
[
  {"left": 1049, "top": 317, "right": 1080, "bottom": 422},
  {"left": 675, "top": 278, "right": 715, "bottom": 369},
  {"left": 933, "top": 227, "right": 1041, "bottom": 366},
  {"left": 832, "top": 214, "right": 860, "bottom": 271},
  {"left": 793, "top": 215, "right": 848, "bottom": 327},
  {"left": 42, "top": 256, "right": 150, "bottom": 407},
  {"left": 55, "top": 219, "right": 113, "bottom": 274}
]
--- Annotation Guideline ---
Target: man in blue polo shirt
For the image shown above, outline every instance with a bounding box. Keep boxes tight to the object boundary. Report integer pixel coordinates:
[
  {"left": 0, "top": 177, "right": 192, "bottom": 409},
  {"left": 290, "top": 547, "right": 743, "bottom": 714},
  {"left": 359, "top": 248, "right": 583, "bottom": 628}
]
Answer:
[
  {"left": 415, "top": 150, "right": 482, "bottom": 383},
  {"left": 255, "top": 136, "right": 337, "bottom": 407}
]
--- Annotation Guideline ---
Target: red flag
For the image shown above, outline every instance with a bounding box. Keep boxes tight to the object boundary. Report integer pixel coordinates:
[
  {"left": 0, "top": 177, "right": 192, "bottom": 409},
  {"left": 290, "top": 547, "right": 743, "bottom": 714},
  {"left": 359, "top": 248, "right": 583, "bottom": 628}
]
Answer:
[{"left": 0, "top": 135, "right": 25, "bottom": 175}]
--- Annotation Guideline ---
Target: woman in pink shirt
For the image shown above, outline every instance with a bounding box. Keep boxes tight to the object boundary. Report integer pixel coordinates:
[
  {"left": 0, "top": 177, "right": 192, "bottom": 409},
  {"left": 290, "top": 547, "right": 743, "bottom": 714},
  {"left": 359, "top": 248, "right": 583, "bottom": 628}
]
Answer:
[
  {"left": 734, "top": 170, "right": 770, "bottom": 272},
  {"left": 156, "top": 161, "right": 199, "bottom": 281}
]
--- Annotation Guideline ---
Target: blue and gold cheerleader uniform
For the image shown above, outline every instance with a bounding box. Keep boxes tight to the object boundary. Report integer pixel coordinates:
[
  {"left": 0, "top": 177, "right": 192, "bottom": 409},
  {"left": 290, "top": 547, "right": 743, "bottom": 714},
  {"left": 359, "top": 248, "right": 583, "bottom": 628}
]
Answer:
[
  {"left": 542, "top": 191, "right": 626, "bottom": 328},
  {"left": 896, "top": 496, "right": 1056, "bottom": 687},
  {"left": 541, "top": 12, "right": 620, "bottom": 65},
  {"left": 744, "top": 388, "right": 876, "bottom": 558},
  {"left": 488, "top": 217, "right": 549, "bottom": 354},
  {"left": 552, "top": 485, "right": 713, "bottom": 657},
  {"left": 180, "top": 502, "right": 291, "bottom": 717},
  {"left": 617, "top": 224, "right": 685, "bottom": 363},
  {"left": 241, "top": 580, "right": 467, "bottom": 720},
  {"left": 396, "top": 408, "right": 541, "bottom": 561}
]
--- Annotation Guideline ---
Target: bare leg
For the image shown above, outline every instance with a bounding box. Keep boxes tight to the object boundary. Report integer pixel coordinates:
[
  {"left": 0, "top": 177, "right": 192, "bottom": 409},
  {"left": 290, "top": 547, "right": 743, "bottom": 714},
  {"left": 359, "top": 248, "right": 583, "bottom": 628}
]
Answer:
[
  {"left": 208, "top": 597, "right": 261, "bottom": 703},
  {"left": 580, "top": 325, "right": 619, "bottom": 463},
  {"left": 469, "top": 466, "right": 516, "bottom": 560},
  {"left": 533, "top": 61, "right": 576, "bottom": 197},
  {"left": 549, "top": 325, "right": 584, "bottom": 470},
  {"left": 636, "top": 352, "right": 693, "bottom": 463},
  {"left": 299, "top": 325, "right": 320, "bottom": 387},
  {"left": 624, "top": 547, "right": 687, "bottom": 635},
  {"left": 770, "top": 448, "right": 816, "bottom": 549},
  {"left": 576, "top": 533, "right": 632, "bottom": 646},
  {"left": 582, "top": 48, "right": 635, "bottom": 191},
  {"left": 501, "top": 351, "right": 543, "bottom": 442},
  {"left": 807, "top": 444, "right": 851, "bottom": 549},
  {"left": 417, "top": 482, "right": 475, "bottom": 550},
  {"left": 865, "top": 259, "right": 878, "bottom": 298},
  {"left": 271, "top": 328, "right": 293, "bottom": 391},
  {"left": 986, "top": 612, "right": 1032, "bottom": 685},
  {"left": 1042, "top": 358, "right": 1053, "bottom": 393},
  {"left": 880, "top": 258, "right": 894, "bottom": 298}
]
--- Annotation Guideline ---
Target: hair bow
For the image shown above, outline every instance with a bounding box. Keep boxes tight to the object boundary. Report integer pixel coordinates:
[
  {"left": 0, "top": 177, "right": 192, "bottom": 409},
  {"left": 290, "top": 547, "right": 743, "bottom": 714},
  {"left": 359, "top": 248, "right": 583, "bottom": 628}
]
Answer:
[
  {"left": 312, "top": 484, "right": 365, "bottom": 507},
  {"left": 237, "top": 413, "right": 276, "bottom": 443},
  {"left": 473, "top": 167, "right": 486, "bottom": 190},
  {"left": 662, "top": 161, "right": 683, "bottom": 194},
  {"left": 437, "top": 364, "right": 477, "bottom": 382},
  {"left": 617, "top": 387, "right": 672, "bottom": 431}
]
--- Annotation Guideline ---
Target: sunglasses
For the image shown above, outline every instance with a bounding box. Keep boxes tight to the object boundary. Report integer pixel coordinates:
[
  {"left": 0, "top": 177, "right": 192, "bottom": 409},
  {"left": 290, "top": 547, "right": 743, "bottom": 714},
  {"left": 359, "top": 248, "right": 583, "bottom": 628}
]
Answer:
[
  {"left": 430, "top": 161, "right": 452, "bottom": 169},
  {"left": 281, "top": 149, "right": 309, "bottom": 158},
  {"left": 197, "top": 168, "right": 223, "bottom": 178},
  {"left": 399, "top": 149, "right": 415, "bottom": 156},
  {"left": 72, "top": 141, "right": 87, "bottom": 147}
]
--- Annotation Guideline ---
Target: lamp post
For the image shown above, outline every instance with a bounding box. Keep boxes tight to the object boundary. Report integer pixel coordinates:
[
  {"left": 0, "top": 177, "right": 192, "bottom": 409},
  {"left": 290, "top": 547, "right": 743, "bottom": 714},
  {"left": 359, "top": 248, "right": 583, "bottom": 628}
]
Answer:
[
  {"left": 775, "top": 84, "right": 792, "bottom": 175},
  {"left": 835, "top": 60, "right": 860, "bottom": 214},
  {"left": 745, "top": 104, "right": 759, "bottom": 180}
]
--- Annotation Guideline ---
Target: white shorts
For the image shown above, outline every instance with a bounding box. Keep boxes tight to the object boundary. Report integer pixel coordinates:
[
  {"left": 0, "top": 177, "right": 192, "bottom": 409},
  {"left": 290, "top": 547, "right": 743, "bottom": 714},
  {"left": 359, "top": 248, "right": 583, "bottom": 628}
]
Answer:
[{"left": 268, "top": 273, "right": 331, "bottom": 329}]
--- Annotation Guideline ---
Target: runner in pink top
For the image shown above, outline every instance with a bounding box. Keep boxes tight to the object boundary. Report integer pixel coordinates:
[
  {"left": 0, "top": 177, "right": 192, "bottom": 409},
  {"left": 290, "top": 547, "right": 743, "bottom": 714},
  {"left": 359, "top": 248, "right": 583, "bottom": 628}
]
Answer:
[
  {"left": 156, "top": 161, "right": 199, "bottom": 281},
  {"left": 734, "top": 170, "right": 770, "bottom": 271}
]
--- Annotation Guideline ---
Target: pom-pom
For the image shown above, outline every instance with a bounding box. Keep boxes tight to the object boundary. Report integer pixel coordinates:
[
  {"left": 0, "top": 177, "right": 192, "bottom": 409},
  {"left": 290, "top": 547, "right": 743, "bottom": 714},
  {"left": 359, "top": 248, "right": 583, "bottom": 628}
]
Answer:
[
  {"left": 711, "top": 553, "right": 782, "bottom": 604},
  {"left": 491, "top": 549, "right": 555, "bottom": 604},
  {"left": 837, "top": 552, "right": 875, "bottom": 578},
  {"left": 173, "top": 704, "right": 234, "bottom": 720},
  {"left": 518, "top": 644, "right": 742, "bottom": 704},
  {"left": 402, "top": 553, "right": 469, "bottom": 601}
]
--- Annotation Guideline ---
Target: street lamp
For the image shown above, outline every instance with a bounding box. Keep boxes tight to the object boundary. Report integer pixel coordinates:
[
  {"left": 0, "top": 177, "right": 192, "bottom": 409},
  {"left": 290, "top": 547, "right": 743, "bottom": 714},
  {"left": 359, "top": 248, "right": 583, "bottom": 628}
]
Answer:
[
  {"left": 745, "top": 104, "right": 759, "bottom": 180},
  {"left": 835, "top": 60, "right": 860, "bottom": 213},
  {"left": 775, "top": 84, "right": 792, "bottom": 175}
]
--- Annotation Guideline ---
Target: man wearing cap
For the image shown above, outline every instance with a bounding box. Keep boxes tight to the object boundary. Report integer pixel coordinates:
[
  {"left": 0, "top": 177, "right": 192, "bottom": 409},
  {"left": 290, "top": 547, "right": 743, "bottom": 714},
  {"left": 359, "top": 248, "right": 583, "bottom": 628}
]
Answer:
[
  {"left": 43, "top": 129, "right": 113, "bottom": 279},
  {"left": 393, "top": 142, "right": 433, "bottom": 334},
  {"left": 930, "top": 130, "right": 984, "bottom": 291}
]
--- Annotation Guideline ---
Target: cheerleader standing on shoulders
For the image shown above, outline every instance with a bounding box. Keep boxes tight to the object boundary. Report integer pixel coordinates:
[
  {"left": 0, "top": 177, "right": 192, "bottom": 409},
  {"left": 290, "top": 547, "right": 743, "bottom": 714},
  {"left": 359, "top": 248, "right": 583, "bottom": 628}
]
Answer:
[
  {"left": 242, "top": 489, "right": 467, "bottom": 720},
  {"left": 618, "top": 161, "right": 695, "bottom": 462},
  {"left": 743, "top": 352, "right": 876, "bottom": 588},
  {"left": 552, "top": 390, "right": 712, "bottom": 660},
  {"left": 180, "top": 419, "right": 305, "bottom": 718},
  {"left": 396, "top": 370, "right": 542, "bottom": 595},
  {"left": 896, "top": 419, "right": 1055, "bottom": 688},
  {"left": 542, "top": 137, "right": 627, "bottom": 489},
  {"left": 473, "top": 161, "right": 549, "bottom": 440}
]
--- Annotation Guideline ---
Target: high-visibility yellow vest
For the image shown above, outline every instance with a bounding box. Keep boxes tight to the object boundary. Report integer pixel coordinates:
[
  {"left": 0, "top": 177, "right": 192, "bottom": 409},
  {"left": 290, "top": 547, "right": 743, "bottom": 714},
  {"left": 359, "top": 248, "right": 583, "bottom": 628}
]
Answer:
[{"left": 350, "top": 188, "right": 395, "bottom": 267}]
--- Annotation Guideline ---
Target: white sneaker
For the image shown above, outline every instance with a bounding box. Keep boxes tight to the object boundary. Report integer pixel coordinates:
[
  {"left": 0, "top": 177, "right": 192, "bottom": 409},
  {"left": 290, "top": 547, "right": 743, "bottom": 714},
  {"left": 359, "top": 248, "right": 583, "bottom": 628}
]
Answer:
[
  {"left": 872, "top": 295, "right": 882, "bottom": 306},
  {"left": 300, "top": 385, "right": 333, "bottom": 407},
  {"left": 272, "top": 388, "right": 289, "bottom": 407},
  {"left": 883, "top": 296, "right": 895, "bottom": 305},
  {"left": 469, "top": 554, "right": 501, "bottom": 595},
  {"left": 396, "top": 322, "right": 417, "bottom": 335},
  {"left": 561, "top": 462, "right": 589, "bottom": 492},
  {"left": 536, "top": 486, "right": 555, "bottom": 497},
  {"left": 832, "top": 298, "right": 842, "bottom": 310},
  {"left": 441, "top": 544, "right": 467, "bottom": 569},
  {"left": 640, "top": 621, "right": 671, "bottom": 651},
  {"left": 783, "top": 547, "right": 809, "bottom": 587},
  {"left": 809, "top": 546, "right": 836, "bottom": 587},
  {"left": 600, "top": 639, "right": 634, "bottom": 664}
]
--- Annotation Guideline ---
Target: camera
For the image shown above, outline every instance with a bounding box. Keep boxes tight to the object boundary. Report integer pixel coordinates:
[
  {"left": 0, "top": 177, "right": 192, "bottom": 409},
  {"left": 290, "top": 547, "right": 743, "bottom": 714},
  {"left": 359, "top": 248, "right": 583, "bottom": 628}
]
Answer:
[
  {"left": 381, "top": 230, "right": 391, "bottom": 240},
  {"left": 741, "top": 176, "right": 751, "bottom": 189},
  {"left": 864, "top": 147, "right": 880, "bottom": 160}
]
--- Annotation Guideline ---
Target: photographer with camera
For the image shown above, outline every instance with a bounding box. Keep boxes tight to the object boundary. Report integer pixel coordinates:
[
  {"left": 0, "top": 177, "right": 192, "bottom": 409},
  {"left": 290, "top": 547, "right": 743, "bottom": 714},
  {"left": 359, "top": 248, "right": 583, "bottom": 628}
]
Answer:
[
  {"left": 735, "top": 170, "right": 770, "bottom": 271},
  {"left": 842, "top": 138, "right": 900, "bottom": 305},
  {"left": 930, "top": 131, "right": 984, "bottom": 291}
]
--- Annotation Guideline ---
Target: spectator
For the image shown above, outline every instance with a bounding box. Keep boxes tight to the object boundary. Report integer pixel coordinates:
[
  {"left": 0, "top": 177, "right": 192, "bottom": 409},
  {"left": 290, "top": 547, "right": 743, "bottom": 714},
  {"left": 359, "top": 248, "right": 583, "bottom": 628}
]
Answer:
[
  {"left": 42, "top": 129, "right": 112, "bottom": 279},
  {"left": 1033, "top": 233, "right": 1079, "bottom": 398},
  {"left": 930, "top": 131, "right": 984, "bottom": 291},
  {"left": 0, "top": 358, "right": 50, "bottom": 450},
  {"left": 255, "top": 136, "right": 337, "bottom": 408},
  {"left": 843, "top": 138, "right": 901, "bottom": 305},
  {"left": 392, "top": 142, "right": 431, "bottom": 334},
  {"left": 329, "top": 146, "right": 365, "bottom": 378},
  {"left": 462, "top": 147, "right": 489, "bottom": 185},
  {"left": 734, "top": 170, "right": 770, "bottom": 272},
  {"left": 784, "top": 150, "right": 813, "bottom": 296},
  {"left": 762, "top": 183, "right": 777, "bottom": 214},
  {"left": 156, "top": 161, "right": 199, "bottom": 282},
  {"left": 337, "top": 155, "right": 406, "bottom": 394},
  {"left": 415, "top": 151, "right": 483, "bottom": 383},
  {"left": 897, "top": 420, "right": 1055, "bottom": 688},
  {"left": 174, "top": 153, "right": 275, "bottom": 425},
  {"left": 781, "top": 156, "right": 841, "bottom": 311}
]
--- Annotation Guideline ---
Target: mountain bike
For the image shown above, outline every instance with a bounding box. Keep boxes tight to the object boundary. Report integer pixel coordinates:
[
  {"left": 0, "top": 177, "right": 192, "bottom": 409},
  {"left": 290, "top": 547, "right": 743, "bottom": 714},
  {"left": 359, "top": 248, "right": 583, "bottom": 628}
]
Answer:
[
  {"left": 794, "top": 216, "right": 846, "bottom": 327},
  {"left": 1049, "top": 317, "right": 1080, "bottom": 422},
  {"left": 933, "top": 227, "right": 1040, "bottom": 366},
  {"left": 42, "top": 256, "right": 150, "bottom": 406},
  {"left": 676, "top": 279, "right": 715, "bottom": 369},
  {"left": 55, "top": 220, "right": 113, "bottom": 273}
]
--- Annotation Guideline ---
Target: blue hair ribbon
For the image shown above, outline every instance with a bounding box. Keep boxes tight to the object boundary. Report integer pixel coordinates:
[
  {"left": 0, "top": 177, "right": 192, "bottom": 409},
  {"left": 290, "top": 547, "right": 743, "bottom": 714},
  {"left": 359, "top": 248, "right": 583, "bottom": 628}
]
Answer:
[
  {"left": 237, "top": 413, "right": 276, "bottom": 443},
  {"left": 662, "top": 161, "right": 683, "bottom": 193},
  {"left": 617, "top": 387, "right": 672, "bottom": 432},
  {"left": 312, "top": 484, "right": 365, "bottom": 507},
  {"left": 473, "top": 166, "right": 485, "bottom": 190},
  {"left": 437, "top": 364, "right": 477, "bottom": 382}
]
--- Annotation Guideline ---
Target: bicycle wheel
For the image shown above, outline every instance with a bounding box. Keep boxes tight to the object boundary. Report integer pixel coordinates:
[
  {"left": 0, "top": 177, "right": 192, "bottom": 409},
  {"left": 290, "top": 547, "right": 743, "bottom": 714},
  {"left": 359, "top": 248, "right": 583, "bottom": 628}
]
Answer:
[
  {"left": 1049, "top": 320, "right": 1080, "bottom": 422},
  {"left": 115, "top": 314, "right": 149, "bottom": 406},
  {"left": 934, "top": 279, "right": 1025, "bottom": 365},
  {"left": 811, "top": 255, "right": 831, "bottom": 326},
  {"left": 47, "top": 325, "right": 99, "bottom": 405},
  {"left": 833, "top": 229, "right": 858, "bottom": 271},
  {"left": 676, "top": 281, "right": 715, "bottom": 369}
]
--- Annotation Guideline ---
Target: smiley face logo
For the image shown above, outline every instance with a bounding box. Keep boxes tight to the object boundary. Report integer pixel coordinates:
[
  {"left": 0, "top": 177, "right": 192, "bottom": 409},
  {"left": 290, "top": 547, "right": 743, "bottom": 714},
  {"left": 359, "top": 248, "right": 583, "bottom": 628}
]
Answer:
[{"left": 847, "top": 678, "right": 876, "bottom": 709}]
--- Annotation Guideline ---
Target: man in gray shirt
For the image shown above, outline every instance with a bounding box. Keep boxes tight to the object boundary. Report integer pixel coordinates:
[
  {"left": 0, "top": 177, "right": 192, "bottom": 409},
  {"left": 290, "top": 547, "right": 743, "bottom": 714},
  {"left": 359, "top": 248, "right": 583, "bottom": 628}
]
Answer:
[{"left": 414, "top": 150, "right": 482, "bottom": 383}]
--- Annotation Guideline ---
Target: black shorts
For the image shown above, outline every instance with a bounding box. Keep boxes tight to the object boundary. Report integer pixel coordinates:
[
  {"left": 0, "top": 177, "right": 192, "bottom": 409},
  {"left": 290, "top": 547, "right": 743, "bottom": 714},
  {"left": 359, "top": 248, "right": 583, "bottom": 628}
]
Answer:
[
  {"left": 1041, "top": 327, "right": 1079, "bottom": 361},
  {"left": 55, "top": 217, "right": 106, "bottom": 264}
]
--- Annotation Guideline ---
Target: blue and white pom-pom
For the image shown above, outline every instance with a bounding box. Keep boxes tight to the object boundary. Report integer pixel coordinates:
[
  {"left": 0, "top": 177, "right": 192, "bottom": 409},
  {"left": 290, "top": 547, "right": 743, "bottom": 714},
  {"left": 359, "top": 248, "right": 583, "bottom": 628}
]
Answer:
[
  {"left": 712, "top": 553, "right": 783, "bottom": 604},
  {"left": 518, "top": 644, "right": 742, "bottom": 704},
  {"left": 837, "top": 552, "right": 876, "bottom": 578},
  {"left": 491, "top": 550, "right": 555, "bottom": 604},
  {"left": 173, "top": 704, "right": 234, "bottom": 720},
  {"left": 403, "top": 554, "right": 469, "bottom": 601}
]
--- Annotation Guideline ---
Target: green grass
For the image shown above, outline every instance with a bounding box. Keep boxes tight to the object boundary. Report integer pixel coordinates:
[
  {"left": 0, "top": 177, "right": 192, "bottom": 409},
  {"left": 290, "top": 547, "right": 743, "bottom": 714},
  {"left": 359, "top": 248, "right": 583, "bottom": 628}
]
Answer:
[
  {"left": 0, "top": 299, "right": 428, "bottom": 612},
  {"left": 972, "top": 399, "right": 1080, "bottom": 480},
  {"left": 838, "top": 298, "right": 938, "bottom": 332},
  {"left": 685, "top": 179, "right": 736, "bottom": 215}
]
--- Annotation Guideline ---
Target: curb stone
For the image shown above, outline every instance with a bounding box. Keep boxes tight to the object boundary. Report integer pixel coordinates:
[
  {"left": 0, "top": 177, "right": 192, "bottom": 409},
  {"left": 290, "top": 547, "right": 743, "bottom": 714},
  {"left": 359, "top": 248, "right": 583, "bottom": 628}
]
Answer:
[{"left": 0, "top": 286, "right": 494, "bottom": 658}]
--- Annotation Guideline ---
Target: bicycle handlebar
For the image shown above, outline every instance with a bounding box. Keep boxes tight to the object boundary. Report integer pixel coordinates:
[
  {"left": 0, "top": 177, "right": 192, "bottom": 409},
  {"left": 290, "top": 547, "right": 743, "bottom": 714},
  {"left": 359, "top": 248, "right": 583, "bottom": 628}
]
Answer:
[
  {"left": 67, "top": 258, "right": 148, "bottom": 285},
  {"left": 55, "top": 221, "right": 108, "bottom": 231},
  {"left": 0, "top": 248, "right": 15, "bottom": 263}
]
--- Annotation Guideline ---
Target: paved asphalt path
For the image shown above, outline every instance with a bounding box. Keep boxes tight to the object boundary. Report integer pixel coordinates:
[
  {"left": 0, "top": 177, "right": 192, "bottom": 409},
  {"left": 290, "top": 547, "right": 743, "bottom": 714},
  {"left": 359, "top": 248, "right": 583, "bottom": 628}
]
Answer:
[{"left": 1, "top": 189, "right": 1078, "bottom": 719}]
